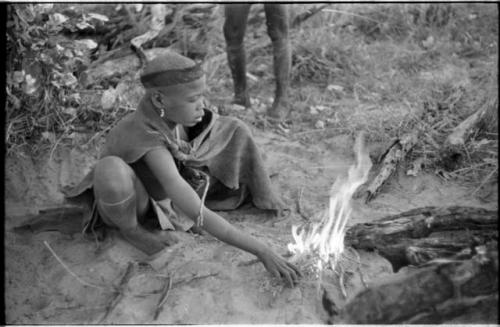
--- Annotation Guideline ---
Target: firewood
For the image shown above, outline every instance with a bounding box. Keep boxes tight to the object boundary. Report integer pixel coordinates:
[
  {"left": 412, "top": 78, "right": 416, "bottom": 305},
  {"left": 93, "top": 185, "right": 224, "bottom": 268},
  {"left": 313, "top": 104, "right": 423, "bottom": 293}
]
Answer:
[
  {"left": 357, "top": 132, "right": 418, "bottom": 203},
  {"left": 346, "top": 206, "right": 498, "bottom": 271},
  {"left": 130, "top": 4, "right": 168, "bottom": 69},
  {"left": 446, "top": 106, "right": 488, "bottom": 146},
  {"left": 327, "top": 241, "right": 498, "bottom": 324},
  {"left": 345, "top": 206, "right": 498, "bottom": 271}
]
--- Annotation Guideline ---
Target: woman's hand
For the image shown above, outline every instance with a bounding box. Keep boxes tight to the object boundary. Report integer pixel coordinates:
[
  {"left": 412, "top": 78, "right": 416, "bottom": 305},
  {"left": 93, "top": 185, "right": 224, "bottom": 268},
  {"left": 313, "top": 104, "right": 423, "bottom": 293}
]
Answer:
[{"left": 258, "top": 250, "right": 301, "bottom": 287}]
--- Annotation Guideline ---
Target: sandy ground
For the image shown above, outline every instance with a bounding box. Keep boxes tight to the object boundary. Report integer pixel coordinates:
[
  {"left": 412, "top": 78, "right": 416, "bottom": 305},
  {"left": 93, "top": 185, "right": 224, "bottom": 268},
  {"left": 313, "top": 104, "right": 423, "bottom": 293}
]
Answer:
[{"left": 4, "top": 125, "right": 497, "bottom": 324}]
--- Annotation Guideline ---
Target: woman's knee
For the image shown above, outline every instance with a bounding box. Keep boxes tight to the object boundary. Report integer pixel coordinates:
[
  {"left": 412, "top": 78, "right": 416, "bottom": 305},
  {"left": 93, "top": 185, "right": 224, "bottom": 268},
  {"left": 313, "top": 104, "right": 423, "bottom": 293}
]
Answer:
[
  {"left": 264, "top": 5, "right": 289, "bottom": 42},
  {"left": 224, "top": 5, "right": 250, "bottom": 45},
  {"left": 93, "top": 156, "right": 135, "bottom": 201}
]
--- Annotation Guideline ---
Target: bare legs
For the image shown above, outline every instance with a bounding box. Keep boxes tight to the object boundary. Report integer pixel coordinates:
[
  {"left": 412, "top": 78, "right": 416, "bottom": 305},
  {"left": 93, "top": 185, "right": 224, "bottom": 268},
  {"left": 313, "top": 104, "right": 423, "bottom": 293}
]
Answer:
[
  {"left": 93, "top": 156, "right": 177, "bottom": 255},
  {"left": 224, "top": 4, "right": 291, "bottom": 119},
  {"left": 264, "top": 4, "right": 291, "bottom": 119},
  {"left": 224, "top": 4, "right": 252, "bottom": 108}
]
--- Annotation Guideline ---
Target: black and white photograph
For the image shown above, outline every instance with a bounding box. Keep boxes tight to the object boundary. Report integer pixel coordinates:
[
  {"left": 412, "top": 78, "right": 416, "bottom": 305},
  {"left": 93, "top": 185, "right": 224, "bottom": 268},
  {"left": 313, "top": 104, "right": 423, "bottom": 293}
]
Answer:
[{"left": 4, "top": 2, "right": 498, "bottom": 324}]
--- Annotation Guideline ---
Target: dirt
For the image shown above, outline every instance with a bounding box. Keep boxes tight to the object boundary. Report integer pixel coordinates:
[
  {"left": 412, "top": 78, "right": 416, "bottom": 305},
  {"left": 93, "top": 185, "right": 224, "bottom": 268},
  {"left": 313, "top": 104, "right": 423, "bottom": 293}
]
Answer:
[{"left": 4, "top": 124, "right": 496, "bottom": 324}]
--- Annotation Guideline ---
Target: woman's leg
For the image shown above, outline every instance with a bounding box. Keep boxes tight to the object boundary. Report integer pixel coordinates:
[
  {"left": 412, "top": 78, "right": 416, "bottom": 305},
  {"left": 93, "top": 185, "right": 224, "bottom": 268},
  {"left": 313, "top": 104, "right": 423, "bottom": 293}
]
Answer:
[
  {"left": 264, "top": 4, "right": 291, "bottom": 119},
  {"left": 93, "top": 156, "right": 177, "bottom": 255},
  {"left": 224, "top": 4, "right": 252, "bottom": 107}
]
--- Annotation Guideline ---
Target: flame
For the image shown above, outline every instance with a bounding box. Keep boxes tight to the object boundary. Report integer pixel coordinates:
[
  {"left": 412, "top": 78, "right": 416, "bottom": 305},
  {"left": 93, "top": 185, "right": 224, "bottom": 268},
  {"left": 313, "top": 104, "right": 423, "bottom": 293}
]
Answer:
[{"left": 288, "top": 132, "right": 372, "bottom": 271}]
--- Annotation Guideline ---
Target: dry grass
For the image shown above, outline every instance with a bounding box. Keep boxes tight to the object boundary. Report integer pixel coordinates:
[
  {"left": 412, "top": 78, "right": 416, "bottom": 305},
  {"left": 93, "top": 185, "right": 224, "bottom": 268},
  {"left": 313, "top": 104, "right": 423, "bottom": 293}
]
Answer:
[{"left": 278, "top": 4, "right": 498, "bottom": 191}]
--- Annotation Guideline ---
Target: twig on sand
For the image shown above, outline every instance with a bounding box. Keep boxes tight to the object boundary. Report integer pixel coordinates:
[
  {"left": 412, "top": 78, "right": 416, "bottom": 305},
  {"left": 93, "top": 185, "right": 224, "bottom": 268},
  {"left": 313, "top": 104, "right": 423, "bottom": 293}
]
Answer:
[
  {"left": 154, "top": 273, "right": 174, "bottom": 321},
  {"left": 134, "top": 272, "right": 219, "bottom": 299},
  {"left": 471, "top": 166, "right": 498, "bottom": 197},
  {"left": 172, "top": 272, "right": 219, "bottom": 288},
  {"left": 238, "top": 252, "right": 293, "bottom": 267},
  {"left": 154, "top": 271, "right": 220, "bottom": 288},
  {"left": 98, "top": 262, "right": 136, "bottom": 323},
  {"left": 43, "top": 241, "right": 105, "bottom": 290},
  {"left": 238, "top": 258, "right": 261, "bottom": 267},
  {"left": 296, "top": 187, "right": 310, "bottom": 221}
]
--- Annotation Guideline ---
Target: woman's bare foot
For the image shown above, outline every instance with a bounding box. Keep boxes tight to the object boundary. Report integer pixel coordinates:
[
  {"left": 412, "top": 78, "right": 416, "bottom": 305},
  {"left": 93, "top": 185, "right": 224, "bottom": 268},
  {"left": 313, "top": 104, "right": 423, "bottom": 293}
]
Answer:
[{"left": 121, "top": 225, "right": 178, "bottom": 255}]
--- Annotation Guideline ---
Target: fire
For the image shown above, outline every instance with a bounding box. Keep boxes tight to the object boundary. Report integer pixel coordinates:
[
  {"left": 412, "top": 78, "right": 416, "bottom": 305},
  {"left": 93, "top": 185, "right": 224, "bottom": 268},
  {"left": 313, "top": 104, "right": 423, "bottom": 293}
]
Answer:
[{"left": 288, "top": 132, "right": 372, "bottom": 272}]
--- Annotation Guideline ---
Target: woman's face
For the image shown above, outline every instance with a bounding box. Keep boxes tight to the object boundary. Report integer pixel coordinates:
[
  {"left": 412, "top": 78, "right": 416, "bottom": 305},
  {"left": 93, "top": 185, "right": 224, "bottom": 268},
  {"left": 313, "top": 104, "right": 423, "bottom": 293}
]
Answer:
[{"left": 158, "top": 78, "right": 206, "bottom": 127}]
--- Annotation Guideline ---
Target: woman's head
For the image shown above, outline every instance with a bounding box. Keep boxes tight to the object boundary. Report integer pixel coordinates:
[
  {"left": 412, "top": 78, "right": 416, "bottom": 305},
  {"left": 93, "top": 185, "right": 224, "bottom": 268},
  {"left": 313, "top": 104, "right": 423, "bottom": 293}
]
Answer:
[{"left": 141, "top": 52, "right": 206, "bottom": 127}]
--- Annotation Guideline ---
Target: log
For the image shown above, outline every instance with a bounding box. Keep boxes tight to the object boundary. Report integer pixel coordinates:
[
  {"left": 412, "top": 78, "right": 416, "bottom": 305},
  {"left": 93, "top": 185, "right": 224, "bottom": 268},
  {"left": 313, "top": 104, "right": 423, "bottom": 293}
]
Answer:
[
  {"left": 355, "top": 132, "right": 418, "bottom": 203},
  {"left": 130, "top": 4, "right": 168, "bottom": 69},
  {"left": 327, "top": 241, "right": 498, "bottom": 324},
  {"left": 446, "top": 106, "right": 489, "bottom": 146},
  {"left": 345, "top": 206, "right": 498, "bottom": 271},
  {"left": 81, "top": 47, "right": 177, "bottom": 87},
  {"left": 440, "top": 98, "right": 497, "bottom": 172}
]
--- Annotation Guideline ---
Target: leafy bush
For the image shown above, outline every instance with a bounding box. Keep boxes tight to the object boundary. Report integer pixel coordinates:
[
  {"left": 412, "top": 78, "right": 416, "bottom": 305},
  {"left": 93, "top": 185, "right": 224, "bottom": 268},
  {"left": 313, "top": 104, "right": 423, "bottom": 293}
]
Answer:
[{"left": 5, "top": 4, "right": 116, "bottom": 155}]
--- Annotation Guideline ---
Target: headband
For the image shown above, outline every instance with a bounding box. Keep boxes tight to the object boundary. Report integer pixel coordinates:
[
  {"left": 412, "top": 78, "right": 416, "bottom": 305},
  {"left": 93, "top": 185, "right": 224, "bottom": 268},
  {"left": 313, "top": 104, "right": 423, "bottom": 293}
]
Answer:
[{"left": 140, "top": 63, "right": 204, "bottom": 89}]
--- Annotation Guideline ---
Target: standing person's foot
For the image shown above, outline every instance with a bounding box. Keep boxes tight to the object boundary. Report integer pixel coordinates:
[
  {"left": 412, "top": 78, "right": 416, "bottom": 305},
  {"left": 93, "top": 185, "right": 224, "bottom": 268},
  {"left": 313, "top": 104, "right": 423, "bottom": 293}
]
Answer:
[
  {"left": 267, "top": 98, "right": 289, "bottom": 120},
  {"left": 233, "top": 92, "right": 251, "bottom": 108}
]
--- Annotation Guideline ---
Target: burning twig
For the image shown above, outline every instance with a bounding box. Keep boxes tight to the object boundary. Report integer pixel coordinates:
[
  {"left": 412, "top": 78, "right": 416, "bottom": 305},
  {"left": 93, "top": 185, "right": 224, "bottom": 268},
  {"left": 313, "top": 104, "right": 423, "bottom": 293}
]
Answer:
[
  {"left": 296, "top": 187, "right": 310, "bottom": 221},
  {"left": 352, "top": 248, "right": 368, "bottom": 289},
  {"left": 336, "top": 263, "right": 348, "bottom": 299},
  {"left": 153, "top": 273, "right": 174, "bottom": 321},
  {"left": 43, "top": 241, "right": 105, "bottom": 290},
  {"left": 98, "top": 262, "right": 136, "bottom": 323}
]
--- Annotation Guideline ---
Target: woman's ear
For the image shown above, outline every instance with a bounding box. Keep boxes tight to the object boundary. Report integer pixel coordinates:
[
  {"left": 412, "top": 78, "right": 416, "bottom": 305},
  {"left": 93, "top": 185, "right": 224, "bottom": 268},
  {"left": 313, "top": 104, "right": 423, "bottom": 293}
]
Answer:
[{"left": 150, "top": 91, "right": 164, "bottom": 109}]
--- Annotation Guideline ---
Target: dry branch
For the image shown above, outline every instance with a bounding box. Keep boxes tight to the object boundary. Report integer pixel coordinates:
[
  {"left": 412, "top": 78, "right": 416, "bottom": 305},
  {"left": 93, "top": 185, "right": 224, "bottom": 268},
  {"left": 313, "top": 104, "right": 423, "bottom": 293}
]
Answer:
[
  {"left": 296, "top": 187, "right": 310, "bottom": 221},
  {"left": 357, "top": 132, "right": 418, "bottom": 203},
  {"left": 130, "top": 4, "right": 168, "bottom": 69},
  {"left": 446, "top": 106, "right": 489, "bottom": 146},
  {"left": 153, "top": 274, "right": 173, "bottom": 321},
  {"left": 292, "top": 5, "right": 329, "bottom": 28},
  {"left": 328, "top": 242, "right": 498, "bottom": 324},
  {"left": 345, "top": 206, "right": 498, "bottom": 271},
  {"left": 82, "top": 48, "right": 178, "bottom": 87},
  {"left": 98, "top": 262, "right": 136, "bottom": 323}
]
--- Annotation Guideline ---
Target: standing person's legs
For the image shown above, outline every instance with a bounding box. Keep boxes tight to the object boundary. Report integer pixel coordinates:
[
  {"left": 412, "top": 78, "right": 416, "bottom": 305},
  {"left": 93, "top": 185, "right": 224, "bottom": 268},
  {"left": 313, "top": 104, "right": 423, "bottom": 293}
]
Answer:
[
  {"left": 224, "top": 4, "right": 252, "bottom": 108},
  {"left": 264, "top": 4, "right": 291, "bottom": 119},
  {"left": 93, "top": 156, "right": 177, "bottom": 255}
]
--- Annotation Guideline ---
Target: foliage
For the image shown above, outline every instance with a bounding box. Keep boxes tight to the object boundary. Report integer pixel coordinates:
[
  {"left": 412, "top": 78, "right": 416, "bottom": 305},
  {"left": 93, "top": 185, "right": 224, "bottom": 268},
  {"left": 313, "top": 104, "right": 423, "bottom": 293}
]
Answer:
[{"left": 5, "top": 4, "right": 120, "bottom": 155}]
